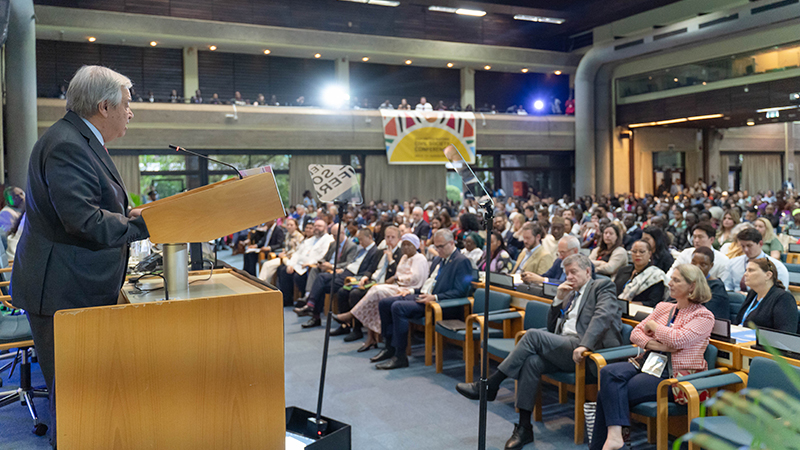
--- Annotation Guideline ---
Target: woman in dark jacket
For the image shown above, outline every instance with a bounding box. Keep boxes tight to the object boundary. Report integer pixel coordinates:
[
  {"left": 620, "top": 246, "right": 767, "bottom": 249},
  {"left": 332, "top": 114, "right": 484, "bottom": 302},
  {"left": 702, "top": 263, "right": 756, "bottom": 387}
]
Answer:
[
  {"left": 737, "top": 257, "right": 798, "bottom": 333},
  {"left": 614, "top": 240, "right": 666, "bottom": 307}
]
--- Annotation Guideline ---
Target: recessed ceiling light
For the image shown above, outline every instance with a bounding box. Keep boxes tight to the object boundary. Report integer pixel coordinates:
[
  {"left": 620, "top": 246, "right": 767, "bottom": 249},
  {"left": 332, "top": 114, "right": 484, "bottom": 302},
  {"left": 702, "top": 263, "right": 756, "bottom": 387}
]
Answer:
[
  {"left": 447, "top": 62, "right": 454, "bottom": 68},
  {"left": 428, "top": 6, "right": 457, "bottom": 13},
  {"left": 674, "top": 78, "right": 679, "bottom": 82},
  {"left": 362, "top": 56, "right": 369, "bottom": 61},
  {"left": 484, "top": 65, "right": 491, "bottom": 70},
  {"left": 405, "top": 60, "right": 412, "bottom": 65},
  {"left": 513, "top": 14, "right": 565, "bottom": 24},
  {"left": 521, "top": 68, "right": 528, "bottom": 73},
  {"left": 88, "top": 37, "right": 96, "bottom": 42},
  {"left": 746, "top": 120, "right": 755, "bottom": 126},
  {"left": 150, "top": 41, "right": 158, "bottom": 47},
  {"left": 338, "top": 0, "right": 400, "bottom": 6},
  {"left": 554, "top": 70, "right": 561, "bottom": 75},
  {"left": 209, "top": 45, "right": 217, "bottom": 51},
  {"left": 428, "top": 6, "right": 486, "bottom": 16},
  {"left": 264, "top": 49, "right": 271, "bottom": 55},
  {"left": 315, "top": 53, "right": 322, "bottom": 58}
]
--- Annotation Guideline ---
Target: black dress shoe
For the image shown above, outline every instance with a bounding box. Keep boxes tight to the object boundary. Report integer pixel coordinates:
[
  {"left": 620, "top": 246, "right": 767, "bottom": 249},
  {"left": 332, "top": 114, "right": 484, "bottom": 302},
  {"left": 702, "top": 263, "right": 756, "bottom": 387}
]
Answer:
[
  {"left": 330, "top": 325, "right": 350, "bottom": 336},
  {"left": 301, "top": 317, "right": 321, "bottom": 328},
  {"left": 455, "top": 382, "right": 498, "bottom": 401},
  {"left": 294, "top": 305, "right": 313, "bottom": 317},
  {"left": 370, "top": 348, "right": 395, "bottom": 363},
  {"left": 294, "top": 299, "right": 307, "bottom": 309},
  {"left": 357, "top": 342, "right": 378, "bottom": 353},
  {"left": 343, "top": 327, "right": 363, "bottom": 342},
  {"left": 376, "top": 355, "right": 409, "bottom": 370},
  {"left": 504, "top": 423, "right": 534, "bottom": 450}
]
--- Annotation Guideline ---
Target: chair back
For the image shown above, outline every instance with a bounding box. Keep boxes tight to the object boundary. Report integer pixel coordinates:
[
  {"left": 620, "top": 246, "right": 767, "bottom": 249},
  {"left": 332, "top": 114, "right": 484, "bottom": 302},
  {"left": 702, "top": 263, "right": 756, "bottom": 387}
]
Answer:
[
  {"left": 748, "top": 357, "right": 800, "bottom": 399},
  {"left": 472, "top": 288, "right": 511, "bottom": 315},
  {"left": 621, "top": 323, "right": 634, "bottom": 345},
  {"left": 523, "top": 300, "right": 550, "bottom": 330},
  {"left": 704, "top": 343, "right": 718, "bottom": 369},
  {"left": 727, "top": 292, "right": 746, "bottom": 323}
]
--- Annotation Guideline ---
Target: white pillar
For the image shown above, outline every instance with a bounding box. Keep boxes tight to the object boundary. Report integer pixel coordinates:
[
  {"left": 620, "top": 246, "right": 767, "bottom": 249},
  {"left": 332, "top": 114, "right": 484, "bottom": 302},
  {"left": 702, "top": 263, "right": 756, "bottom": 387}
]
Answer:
[
  {"left": 6, "top": 0, "right": 37, "bottom": 187},
  {"left": 335, "top": 57, "right": 349, "bottom": 90},
  {"left": 460, "top": 68, "right": 475, "bottom": 110}
]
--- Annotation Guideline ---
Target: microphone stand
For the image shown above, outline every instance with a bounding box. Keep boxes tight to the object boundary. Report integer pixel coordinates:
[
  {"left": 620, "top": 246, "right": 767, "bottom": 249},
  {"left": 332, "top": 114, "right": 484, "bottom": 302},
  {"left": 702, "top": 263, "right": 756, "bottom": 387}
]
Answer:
[
  {"left": 477, "top": 199, "right": 493, "bottom": 450},
  {"left": 313, "top": 200, "right": 347, "bottom": 437}
]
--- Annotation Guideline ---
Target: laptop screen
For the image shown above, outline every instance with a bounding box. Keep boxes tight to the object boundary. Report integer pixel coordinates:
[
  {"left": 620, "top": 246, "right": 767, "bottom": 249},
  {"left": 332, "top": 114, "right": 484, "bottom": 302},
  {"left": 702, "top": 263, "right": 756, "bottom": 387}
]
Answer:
[{"left": 757, "top": 328, "right": 800, "bottom": 354}]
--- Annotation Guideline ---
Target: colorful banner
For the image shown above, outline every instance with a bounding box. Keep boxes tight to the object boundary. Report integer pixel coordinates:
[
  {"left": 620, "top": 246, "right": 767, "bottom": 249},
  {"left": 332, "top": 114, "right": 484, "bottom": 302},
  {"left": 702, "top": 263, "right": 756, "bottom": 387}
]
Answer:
[{"left": 381, "top": 110, "right": 476, "bottom": 164}]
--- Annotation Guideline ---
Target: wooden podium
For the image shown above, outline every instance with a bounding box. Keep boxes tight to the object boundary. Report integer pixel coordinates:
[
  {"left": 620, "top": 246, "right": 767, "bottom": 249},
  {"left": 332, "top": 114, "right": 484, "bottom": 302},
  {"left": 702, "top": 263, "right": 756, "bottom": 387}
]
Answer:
[{"left": 54, "top": 172, "right": 287, "bottom": 449}]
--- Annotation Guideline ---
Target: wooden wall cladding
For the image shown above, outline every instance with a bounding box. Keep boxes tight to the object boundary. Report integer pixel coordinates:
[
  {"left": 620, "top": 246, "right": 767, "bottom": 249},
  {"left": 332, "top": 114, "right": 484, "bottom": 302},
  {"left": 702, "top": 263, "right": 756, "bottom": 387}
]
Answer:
[
  {"left": 616, "top": 75, "right": 800, "bottom": 125},
  {"left": 36, "top": 40, "right": 183, "bottom": 99}
]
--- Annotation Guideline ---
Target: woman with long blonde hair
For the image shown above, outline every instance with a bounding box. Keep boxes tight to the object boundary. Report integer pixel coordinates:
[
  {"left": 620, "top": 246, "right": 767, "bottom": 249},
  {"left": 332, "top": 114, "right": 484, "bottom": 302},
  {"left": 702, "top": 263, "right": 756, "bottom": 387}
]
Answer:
[{"left": 754, "top": 217, "right": 783, "bottom": 259}]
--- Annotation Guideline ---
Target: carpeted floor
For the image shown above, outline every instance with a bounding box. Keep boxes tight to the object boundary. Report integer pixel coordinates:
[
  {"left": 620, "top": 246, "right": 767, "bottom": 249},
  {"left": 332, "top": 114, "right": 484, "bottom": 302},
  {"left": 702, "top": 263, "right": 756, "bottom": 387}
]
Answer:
[{"left": 0, "top": 249, "right": 663, "bottom": 449}]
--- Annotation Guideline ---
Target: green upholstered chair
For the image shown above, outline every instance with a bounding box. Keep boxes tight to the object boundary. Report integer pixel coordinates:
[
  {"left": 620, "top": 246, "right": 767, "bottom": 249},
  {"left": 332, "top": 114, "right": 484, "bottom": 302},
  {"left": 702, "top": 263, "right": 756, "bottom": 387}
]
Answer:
[
  {"left": 688, "top": 357, "right": 800, "bottom": 450},
  {"left": 727, "top": 291, "right": 746, "bottom": 323},
  {"left": 434, "top": 288, "right": 512, "bottom": 381}
]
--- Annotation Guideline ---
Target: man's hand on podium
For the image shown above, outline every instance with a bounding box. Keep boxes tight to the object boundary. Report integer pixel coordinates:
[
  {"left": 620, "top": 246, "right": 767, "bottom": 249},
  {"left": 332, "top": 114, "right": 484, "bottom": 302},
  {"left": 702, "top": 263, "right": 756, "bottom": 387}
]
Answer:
[{"left": 129, "top": 207, "right": 144, "bottom": 219}]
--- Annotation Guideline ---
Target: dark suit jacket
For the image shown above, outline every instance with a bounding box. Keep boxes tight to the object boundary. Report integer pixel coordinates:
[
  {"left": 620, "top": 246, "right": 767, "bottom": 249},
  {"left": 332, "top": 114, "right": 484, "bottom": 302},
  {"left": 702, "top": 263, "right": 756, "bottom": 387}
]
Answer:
[
  {"left": 412, "top": 220, "right": 431, "bottom": 241},
  {"left": 705, "top": 278, "right": 730, "bottom": 321},
  {"left": 414, "top": 251, "right": 473, "bottom": 300},
  {"left": 385, "top": 246, "right": 402, "bottom": 280},
  {"left": 735, "top": 285, "right": 798, "bottom": 333},
  {"left": 255, "top": 224, "right": 286, "bottom": 251},
  {"left": 12, "top": 111, "right": 149, "bottom": 315},
  {"left": 623, "top": 227, "right": 643, "bottom": 250},
  {"left": 354, "top": 245, "right": 381, "bottom": 279},
  {"left": 546, "top": 278, "right": 622, "bottom": 351}
]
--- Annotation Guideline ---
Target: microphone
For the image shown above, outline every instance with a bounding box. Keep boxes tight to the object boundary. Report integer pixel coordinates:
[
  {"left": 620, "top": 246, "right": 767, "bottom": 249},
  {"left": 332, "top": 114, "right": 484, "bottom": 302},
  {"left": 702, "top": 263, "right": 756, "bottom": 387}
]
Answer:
[{"left": 169, "top": 144, "right": 243, "bottom": 180}]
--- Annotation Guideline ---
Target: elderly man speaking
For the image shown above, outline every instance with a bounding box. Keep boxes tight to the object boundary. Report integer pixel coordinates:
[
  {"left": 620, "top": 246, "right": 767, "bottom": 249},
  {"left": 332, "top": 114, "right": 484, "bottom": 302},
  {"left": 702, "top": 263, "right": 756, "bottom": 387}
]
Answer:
[{"left": 11, "top": 65, "right": 150, "bottom": 447}]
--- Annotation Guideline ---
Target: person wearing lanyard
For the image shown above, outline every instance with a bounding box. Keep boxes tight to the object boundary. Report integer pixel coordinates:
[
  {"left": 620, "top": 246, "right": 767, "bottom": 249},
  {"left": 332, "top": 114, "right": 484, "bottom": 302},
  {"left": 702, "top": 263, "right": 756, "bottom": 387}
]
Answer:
[
  {"left": 736, "top": 258, "right": 798, "bottom": 332},
  {"left": 590, "top": 264, "right": 715, "bottom": 450}
]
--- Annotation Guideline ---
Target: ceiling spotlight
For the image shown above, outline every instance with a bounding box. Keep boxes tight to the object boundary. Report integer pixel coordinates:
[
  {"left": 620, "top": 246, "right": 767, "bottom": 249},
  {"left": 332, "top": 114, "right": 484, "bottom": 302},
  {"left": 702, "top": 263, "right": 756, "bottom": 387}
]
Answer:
[
  {"left": 513, "top": 14, "right": 565, "bottom": 24},
  {"left": 362, "top": 56, "right": 369, "bottom": 61},
  {"left": 315, "top": 53, "right": 322, "bottom": 58},
  {"left": 554, "top": 70, "right": 562, "bottom": 75},
  {"left": 209, "top": 45, "right": 217, "bottom": 51},
  {"left": 428, "top": 6, "right": 457, "bottom": 13},
  {"left": 88, "top": 36, "right": 96, "bottom": 42},
  {"left": 673, "top": 78, "right": 679, "bottom": 82},
  {"left": 521, "top": 68, "right": 528, "bottom": 73},
  {"left": 533, "top": 100, "right": 545, "bottom": 110},
  {"left": 321, "top": 84, "right": 351, "bottom": 109},
  {"left": 455, "top": 8, "right": 486, "bottom": 17},
  {"left": 447, "top": 62, "right": 454, "bottom": 68},
  {"left": 338, "top": 0, "right": 399, "bottom": 6},
  {"left": 746, "top": 119, "right": 755, "bottom": 126},
  {"left": 264, "top": 49, "right": 271, "bottom": 55},
  {"left": 405, "top": 60, "right": 412, "bottom": 65},
  {"left": 484, "top": 65, "right": 491, "bottom": 70},
  {"left": 150, "top": 41, "right": 158, "bottom": 47}
]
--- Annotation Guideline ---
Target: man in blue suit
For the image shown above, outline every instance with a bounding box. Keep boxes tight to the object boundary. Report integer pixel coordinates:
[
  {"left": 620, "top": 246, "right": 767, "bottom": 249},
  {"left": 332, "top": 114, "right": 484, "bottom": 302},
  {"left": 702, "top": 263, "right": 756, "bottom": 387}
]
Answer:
[{"left": 372, "top": 228, "right": 473, "bottom": 369}]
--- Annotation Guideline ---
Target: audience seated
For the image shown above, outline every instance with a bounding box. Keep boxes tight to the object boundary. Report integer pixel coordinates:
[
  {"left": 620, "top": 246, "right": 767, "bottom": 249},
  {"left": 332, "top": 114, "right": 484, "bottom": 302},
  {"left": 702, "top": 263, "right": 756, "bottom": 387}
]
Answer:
[
  {"left": 753, "top": 217, "right": 784, "bottom": 259},
  {"left": 590, "top": 264, "right": 714, "bottom": 450},
  {"left": 621, "top": 213, "right": 642, "bottom": 250},
  {"left": 521, "top": 234, "right": 581, "bottom": 285},
  {"left": 455, "top": 254, "right": 622, "bottom": 450},
  {"left": 541, "top": 216, "right": 566, "bottom": 256},
  {"left": 725, "top": 227, "right": 789, "bottom": 292},
  {"left": 409, "top": 206, "right": 431, "bottom": 241},
  {"left": 334, "top": 233, "right": 428, "bottom": 352},
  {"left": 461, "top": 232, "right": 484, "bottom": 268},
  {"left": 296, "top": 227, "right": 378, "bottom": 328},
  {"left": 691, "top": 246, "right": 730, "bottom": 320},
  {"left": 478, "top": 230, "right": 513, "bottom": 274},
  {"left": 668, "top": 222, "right": 731, "bottom": 286},
  {"left": 296, "top": 223, "right": 357, "bottom": 308},
  {"left": 336, "top": 226, "right": 403, "bottom": 341},
  {"left": 736, "top": 258, "right": 798, "bottom": 333},
  {"left": 589, "top": 223, "right": 627, "bottom": 278},
  {"left": 371, "top": 229, "right": 473, "bottom": 370},
  {"left": 258, "top": 218, "right": 303, "bottom": 283},
  {"left": 242, "top": 220, "right": 285, "bottom": 277},
  {"left": 511, "top": 222, "right": 555, "bottom": 275},
  {"left": 614, "top": 240, "right": 667, "bottom": 307},
  {"left": 276, "top": 219, "right": 333, "bottom": 306}
]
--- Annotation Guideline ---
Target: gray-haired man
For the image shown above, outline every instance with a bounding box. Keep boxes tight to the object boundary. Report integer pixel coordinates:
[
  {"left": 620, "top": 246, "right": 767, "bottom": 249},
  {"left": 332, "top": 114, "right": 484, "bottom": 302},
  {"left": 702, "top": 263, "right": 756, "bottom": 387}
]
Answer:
[
  {"left": 456, "top": 254, "right": 621, "bottom": 450},
  {"left": 12, "top": 65, "right": 150, "bottom": 446}
]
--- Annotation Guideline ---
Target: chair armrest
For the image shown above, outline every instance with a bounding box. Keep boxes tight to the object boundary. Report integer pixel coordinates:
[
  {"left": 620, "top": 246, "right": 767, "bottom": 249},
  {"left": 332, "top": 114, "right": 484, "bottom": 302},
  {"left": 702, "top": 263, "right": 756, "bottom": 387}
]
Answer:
[
  {"left": 486, "top": 311, "right": 523, "bottom": 323},
  {"left": 0, "top": 267, "right": 12, "bottom": 273},
  {"left": 0, "top": 281, "right": 9, "bottom": 288},
  {"left": 677, "top": 372, "right": 748, "bottom": 393},
  {"left": 593, "top": 345, "right": 640, "bottom": 362},
  {"left": 515, "top": 329, "right": 527, "bottom": 345},
  {"left": 429, "top": 297, "right": 471, "bottom": 323},
  {"left": 675, "top": 368, "right": 729, "bottom": 383},
  {"left": 1, "top": 295, "right": 16, "bottom": 309}
]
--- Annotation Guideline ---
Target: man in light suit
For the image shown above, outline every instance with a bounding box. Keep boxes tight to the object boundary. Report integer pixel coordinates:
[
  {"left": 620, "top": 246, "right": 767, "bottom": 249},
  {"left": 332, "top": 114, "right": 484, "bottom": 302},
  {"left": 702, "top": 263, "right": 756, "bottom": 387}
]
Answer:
[
  {"left": 294, "top": 223, "right": 357, "bottom": 308},
  {"left": 277, "top": 219, "right": 333, "bottom": 306},
  {"left": 511, "top": 222, "right": 555, "bottom": 276},
  {"left": 456, "top": 254, "right": 621, "bottom": 450},
  {"left": 11, "top": 66, "right": 150, "bottom": 446}
]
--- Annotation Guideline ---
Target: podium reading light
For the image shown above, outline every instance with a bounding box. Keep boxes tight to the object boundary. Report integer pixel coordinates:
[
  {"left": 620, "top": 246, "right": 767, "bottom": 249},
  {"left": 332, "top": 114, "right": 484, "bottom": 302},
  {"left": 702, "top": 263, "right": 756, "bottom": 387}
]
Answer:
[{"left": 443, "top": 144, "right": 494, "bottom": 450}]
